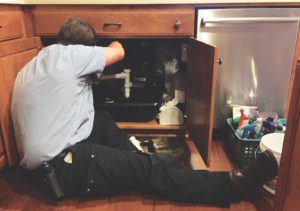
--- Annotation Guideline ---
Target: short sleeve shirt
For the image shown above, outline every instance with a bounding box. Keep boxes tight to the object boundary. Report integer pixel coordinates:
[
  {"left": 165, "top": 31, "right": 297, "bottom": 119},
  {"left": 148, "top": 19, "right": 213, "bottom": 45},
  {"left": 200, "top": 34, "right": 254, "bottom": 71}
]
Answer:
[{"left": 11, "top": 44, "right": 106, "bottom": 170}]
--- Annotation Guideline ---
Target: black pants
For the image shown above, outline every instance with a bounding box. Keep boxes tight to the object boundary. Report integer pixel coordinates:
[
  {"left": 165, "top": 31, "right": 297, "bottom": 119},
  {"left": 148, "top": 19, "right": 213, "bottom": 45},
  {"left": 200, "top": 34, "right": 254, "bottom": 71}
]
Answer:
[{"left": 51, "top": 110, "right": 233, "bottom": 207}]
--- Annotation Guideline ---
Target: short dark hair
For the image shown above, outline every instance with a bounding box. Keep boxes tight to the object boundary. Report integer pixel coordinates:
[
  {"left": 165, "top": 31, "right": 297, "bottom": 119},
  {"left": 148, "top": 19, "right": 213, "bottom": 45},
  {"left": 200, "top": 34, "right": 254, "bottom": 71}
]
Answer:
[{"left": 57, "top": 17, "right": 97, "bottom": 46}]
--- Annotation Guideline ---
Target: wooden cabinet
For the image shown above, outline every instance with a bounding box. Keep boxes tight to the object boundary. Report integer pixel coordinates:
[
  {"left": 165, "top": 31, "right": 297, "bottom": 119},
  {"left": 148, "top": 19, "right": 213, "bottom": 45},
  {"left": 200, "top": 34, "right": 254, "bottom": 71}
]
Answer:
[
  {"left": 0, "top": 38, "right": 41, "bottom": 169},
  {"left": 28, "top": 5, "right": 217, "bottom": 167},
  {"left": 0, "top": 126, "right": 6, "bottom": 169},
  {"left": 274, "top": 59, "right": 300, "bottom": 211},
  {"left": 0, "top": 5, "right": 42, "bottom": 170},
  {"left": 186, "top": 39, "right": 217, "bottom": 165},
  {"left": 31, "top": 5, "right": 194, "bottom": 38},
  {"left": 0, "top": 12, "right": 23, "bottom": 42},
  {"left": 0, "top": 57, "right": 8, "bottom": 169},
  {"left": 105, "top": 38, "right": 217, "bottom": 167},
  {"left": 0, "top": 5, "right": 216, "bottom": 168}
]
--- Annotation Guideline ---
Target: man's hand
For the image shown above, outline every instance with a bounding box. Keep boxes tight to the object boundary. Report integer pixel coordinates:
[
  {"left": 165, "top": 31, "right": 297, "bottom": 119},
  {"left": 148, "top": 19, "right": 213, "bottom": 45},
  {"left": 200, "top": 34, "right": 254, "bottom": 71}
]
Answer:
[{"left": 104, "top": 41, "right": 125, "bottom": 67}]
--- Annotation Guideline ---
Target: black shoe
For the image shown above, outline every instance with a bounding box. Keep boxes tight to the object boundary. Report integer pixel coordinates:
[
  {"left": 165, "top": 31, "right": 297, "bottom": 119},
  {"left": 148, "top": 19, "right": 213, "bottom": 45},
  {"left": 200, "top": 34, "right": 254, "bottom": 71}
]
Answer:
[{"left": 230, "top": 149, "right": 278, "bottom": 195}]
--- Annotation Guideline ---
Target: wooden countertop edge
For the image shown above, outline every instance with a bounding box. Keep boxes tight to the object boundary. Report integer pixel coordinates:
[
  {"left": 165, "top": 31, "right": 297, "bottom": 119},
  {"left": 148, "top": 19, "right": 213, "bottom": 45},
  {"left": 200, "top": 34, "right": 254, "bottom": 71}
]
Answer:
[{"left": 2, "top": 0, "right": 300, "bottom": 6}]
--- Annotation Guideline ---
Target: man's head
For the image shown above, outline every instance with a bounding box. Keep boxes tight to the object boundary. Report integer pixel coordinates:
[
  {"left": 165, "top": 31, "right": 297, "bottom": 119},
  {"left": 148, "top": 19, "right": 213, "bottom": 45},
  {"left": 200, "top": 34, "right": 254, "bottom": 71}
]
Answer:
[{"left": 57, "top": 17, "right": 97, "bottom": 46}]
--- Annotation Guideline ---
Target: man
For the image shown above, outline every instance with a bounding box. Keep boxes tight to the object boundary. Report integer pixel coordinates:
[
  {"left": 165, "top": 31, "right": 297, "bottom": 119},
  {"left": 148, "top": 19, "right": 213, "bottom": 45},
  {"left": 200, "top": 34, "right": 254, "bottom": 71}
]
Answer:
[{"left": 11, "top": 17, "right": 278, "bottom": 207}]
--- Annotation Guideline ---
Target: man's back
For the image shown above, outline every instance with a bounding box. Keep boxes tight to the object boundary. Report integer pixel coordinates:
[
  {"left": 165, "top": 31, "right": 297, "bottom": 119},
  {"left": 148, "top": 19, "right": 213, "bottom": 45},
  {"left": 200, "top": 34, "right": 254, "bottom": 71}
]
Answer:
[{"left": 11, "top": 44, "right": 105, "bottom": 170}]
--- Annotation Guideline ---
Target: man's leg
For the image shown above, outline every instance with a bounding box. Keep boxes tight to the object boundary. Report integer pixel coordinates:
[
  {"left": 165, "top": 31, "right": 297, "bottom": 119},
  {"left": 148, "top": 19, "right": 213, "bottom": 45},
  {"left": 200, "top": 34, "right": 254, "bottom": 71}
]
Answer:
[
  {"left": 143, "top": 155, "right": 232, "bottom": 206},
  {"left": 86, "top": 110, "right": 137, "bottom": 151},
  {"left": 53, "top": 143, "right": 233, "bottom": 207}
]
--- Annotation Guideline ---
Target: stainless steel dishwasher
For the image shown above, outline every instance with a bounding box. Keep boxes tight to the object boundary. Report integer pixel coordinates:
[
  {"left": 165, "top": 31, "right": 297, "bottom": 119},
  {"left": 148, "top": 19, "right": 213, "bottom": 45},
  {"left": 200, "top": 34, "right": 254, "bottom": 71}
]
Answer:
[{"left": 196, "top": 7, "right": 300, "bottom": 128}]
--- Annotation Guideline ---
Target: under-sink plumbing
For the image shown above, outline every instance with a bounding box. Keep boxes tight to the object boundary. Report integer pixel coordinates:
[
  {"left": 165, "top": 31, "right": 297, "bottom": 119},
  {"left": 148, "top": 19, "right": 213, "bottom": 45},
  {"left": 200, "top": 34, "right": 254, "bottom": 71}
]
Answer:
[{"left": 96, "top": 69, "right": 132, "bottom": 98}]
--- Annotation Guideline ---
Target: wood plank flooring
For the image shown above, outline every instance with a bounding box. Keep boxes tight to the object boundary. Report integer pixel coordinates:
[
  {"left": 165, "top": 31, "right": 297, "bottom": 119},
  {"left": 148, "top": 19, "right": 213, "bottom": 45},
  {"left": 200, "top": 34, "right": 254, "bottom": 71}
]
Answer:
[{"left": 0, "top": 140, "right": 274, "bottom": 211}]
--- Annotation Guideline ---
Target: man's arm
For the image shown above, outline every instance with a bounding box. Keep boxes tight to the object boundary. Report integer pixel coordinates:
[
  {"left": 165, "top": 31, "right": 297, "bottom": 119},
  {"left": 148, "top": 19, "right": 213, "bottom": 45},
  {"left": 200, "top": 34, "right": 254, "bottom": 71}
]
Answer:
[{"left": 104, "top": 41, "right": 125, "bottom": 67}]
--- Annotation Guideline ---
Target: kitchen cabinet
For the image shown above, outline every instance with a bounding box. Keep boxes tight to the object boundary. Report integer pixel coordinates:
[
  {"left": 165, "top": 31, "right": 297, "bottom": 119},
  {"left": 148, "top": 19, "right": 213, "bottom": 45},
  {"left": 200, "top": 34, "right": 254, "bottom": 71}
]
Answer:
[
  {"left": 0, "top": 127, "right": 6, "bottom": 169},
  {"left": 114, "top": 38, "right": 217, "bottom": 166},
  {"left": 0, "top": 5, "right": 213, "bottom": 171},
  {"left": 0, "top": 5, "right": 42, "bottom": 170},
  {"left": 0, "top": 12, "right": 23, "bottom": 42},
  {"left": 274, "top": 58, "right": 300, "bottom": 211},
  {"left": 186, "top": 39, "right": 217, "bottom": 165},
  {"left": 28, "top": 5, "right": 217, "bottom": 166},
  {"left": 31, "top": 5, "right": 194, "bottom": 38},
  {"left": 0, "top": 39, "right": 41, "bottom": 168}
]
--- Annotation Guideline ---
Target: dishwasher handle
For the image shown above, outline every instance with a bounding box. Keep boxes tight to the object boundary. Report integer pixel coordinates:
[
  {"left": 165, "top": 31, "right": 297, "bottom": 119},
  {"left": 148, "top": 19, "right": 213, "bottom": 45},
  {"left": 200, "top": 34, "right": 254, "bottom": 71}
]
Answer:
[{"left": 201, "top": 17, "right": 300, "bottom": 26}]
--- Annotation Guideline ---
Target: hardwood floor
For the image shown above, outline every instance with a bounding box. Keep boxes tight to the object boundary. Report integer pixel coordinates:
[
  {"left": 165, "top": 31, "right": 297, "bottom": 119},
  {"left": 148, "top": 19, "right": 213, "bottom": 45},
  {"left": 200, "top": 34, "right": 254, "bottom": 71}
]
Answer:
[{"left": 0, "top": 140, "right": 274, "bottom": 211}]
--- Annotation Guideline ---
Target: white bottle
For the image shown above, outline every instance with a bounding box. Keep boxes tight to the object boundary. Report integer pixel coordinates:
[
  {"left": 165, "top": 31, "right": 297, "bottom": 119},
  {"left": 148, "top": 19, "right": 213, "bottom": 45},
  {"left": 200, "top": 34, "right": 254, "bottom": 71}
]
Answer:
[
  {"left": 129, "top": 136, "right": 144, "bottom": 152},
  {"left": 255, "top": 117, "right": 263, "bottom": 138}
]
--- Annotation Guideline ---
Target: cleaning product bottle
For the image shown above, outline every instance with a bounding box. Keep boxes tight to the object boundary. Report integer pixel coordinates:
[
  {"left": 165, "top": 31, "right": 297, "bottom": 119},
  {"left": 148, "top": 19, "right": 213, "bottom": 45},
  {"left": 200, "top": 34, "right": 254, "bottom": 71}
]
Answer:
[
  {"left": 242, "top": 124, "right": 256, "bottom": 139},
  {"left": 238, "top": 108, "right": 248, "bottom": 128},
  {"left": 235, "top": 109, "right": 249, "bottom": 137},
  {"left": 255, "top": 117, "right": 263, "bottom": 138},
  {"left": 277, "top": 118, "right": 287, "bottom": 132},
  {"left": 260, "top": 117, "right": 276, "bottom": 137},
  {"left": 236, "top": 125, "right": 246, "bottom": 138},
  {"left": 248, "top": 110, "right": 260, "bottom": 124}
]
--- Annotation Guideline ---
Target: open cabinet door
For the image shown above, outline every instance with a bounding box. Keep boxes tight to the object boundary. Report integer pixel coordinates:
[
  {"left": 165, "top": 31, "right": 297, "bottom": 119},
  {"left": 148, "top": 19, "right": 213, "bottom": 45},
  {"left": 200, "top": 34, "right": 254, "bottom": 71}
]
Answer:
[
  {"left": 186, "top": 38, "right": 217, "bottom": 166},
  {"left": 274, "top": 59, "right": 300, "bottom": 211}
]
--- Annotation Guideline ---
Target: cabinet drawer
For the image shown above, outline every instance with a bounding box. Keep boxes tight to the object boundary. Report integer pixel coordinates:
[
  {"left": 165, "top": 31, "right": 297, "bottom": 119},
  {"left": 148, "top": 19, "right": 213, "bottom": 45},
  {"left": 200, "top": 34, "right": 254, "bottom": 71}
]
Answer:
[
  {"left": 0, "top": 13, "right": 23, "bottom": 42},
  {"left": 33, "top": 10, "right": 194, "bottom": 37}
]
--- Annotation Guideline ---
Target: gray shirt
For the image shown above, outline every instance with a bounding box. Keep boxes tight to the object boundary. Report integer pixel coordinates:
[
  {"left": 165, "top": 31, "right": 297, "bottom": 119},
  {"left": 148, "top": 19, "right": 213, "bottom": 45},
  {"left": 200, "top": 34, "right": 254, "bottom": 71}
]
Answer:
[{"left": 11, "top": 44, "right": 106, "bottom": 170}]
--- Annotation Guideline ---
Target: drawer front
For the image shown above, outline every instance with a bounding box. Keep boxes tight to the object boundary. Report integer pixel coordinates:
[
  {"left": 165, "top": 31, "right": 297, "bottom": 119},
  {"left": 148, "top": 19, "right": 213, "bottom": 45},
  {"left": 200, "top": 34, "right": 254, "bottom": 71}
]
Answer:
[
  {"left": 0, "top": 13, "right": 23, "bottom": 42},
  {"left": 33, "top": 10, "right": 194, "bottom": 37}
]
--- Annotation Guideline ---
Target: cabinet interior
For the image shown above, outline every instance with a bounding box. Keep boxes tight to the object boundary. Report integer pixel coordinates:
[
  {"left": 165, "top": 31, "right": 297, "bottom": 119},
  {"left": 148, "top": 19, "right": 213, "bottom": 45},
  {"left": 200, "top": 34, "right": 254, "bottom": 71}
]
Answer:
[{"left": 42, "top": 37, "right": 189, "bottom": 123}]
